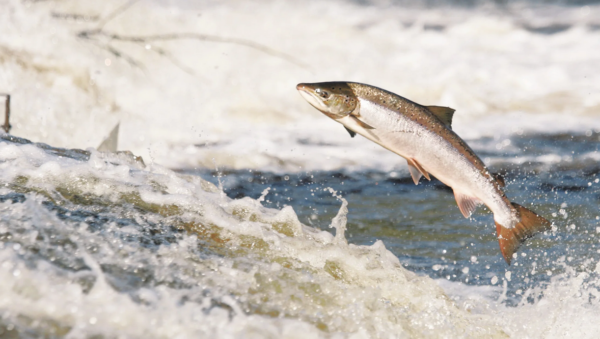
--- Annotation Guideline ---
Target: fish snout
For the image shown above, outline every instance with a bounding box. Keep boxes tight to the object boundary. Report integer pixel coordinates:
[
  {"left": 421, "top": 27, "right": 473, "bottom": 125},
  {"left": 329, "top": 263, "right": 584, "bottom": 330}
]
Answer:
[
  {"left": 296, "top": 82, "right": 358, "bottom": 119},
  {"left": 296, "top": 83, "right": 311, "bottom": 92},
  {"left": 296, "top": 83, "right": 327, "bottom": 112}
]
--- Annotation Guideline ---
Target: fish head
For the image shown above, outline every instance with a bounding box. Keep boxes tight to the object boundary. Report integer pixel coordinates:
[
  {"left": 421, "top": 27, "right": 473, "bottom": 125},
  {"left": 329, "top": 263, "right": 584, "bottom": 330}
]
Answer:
[{"left": 296, "top": 82, "right": 358, "bottom": 119}]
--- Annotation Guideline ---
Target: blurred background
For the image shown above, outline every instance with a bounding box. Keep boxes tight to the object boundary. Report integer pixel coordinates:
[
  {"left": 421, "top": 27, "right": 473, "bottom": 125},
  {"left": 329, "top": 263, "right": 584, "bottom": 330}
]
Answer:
[{"left": 1, "top": 0, "right": 599, "bottom": 173}]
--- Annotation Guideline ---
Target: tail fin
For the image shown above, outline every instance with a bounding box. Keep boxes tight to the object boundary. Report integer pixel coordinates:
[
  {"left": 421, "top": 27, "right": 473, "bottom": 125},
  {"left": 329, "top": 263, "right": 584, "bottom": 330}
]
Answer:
[{"left": 496, "top": 203, "right": 551, "bottom": 265}]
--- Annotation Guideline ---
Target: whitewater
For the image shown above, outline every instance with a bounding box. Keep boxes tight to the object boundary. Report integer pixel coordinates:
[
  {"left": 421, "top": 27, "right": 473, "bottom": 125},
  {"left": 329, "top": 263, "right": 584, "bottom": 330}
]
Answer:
[{"left": 1, "top": 0, "right": 600, "bottom": 338}]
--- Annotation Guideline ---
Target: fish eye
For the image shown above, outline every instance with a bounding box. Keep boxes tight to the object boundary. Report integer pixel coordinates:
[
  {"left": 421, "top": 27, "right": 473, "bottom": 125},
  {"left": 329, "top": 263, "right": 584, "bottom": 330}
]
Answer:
[{"left": 315, "top": 88, "right": 330, "bottom": 99}]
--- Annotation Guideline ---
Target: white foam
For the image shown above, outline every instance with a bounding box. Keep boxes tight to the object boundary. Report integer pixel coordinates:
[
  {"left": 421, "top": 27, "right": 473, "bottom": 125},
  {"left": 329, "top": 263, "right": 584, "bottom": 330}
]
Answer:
[
  {"left": 1, "top": 134, "right": 600, "bottom": 337},
  {"left": 0, "top": 138, "right": 507, "bottom": 338},
  {"left": 0, "top": 0, "right": 599, "bottom": 173},
  {"left": 438, "top": 259, "right": 600, "bottom": 339}
]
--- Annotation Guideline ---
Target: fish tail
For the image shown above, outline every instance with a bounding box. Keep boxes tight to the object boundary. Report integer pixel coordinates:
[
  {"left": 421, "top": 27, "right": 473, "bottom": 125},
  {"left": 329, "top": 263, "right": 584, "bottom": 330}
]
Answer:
[{"left": 495, "top": 203, "right": 551, "bottom": 265}]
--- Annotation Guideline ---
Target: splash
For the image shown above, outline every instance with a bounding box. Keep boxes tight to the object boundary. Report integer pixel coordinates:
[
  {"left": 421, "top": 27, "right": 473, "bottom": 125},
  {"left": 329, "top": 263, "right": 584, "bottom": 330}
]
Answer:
[{"left": 327, "top": 187, "right": 348, "bottom": 245}]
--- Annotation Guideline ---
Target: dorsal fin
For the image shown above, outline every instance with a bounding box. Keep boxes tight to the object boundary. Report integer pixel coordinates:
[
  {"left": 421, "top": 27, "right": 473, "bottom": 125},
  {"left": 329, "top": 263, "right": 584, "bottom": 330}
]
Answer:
[{"left": 425, "top": 106, "right": 455, "bottom": 129}]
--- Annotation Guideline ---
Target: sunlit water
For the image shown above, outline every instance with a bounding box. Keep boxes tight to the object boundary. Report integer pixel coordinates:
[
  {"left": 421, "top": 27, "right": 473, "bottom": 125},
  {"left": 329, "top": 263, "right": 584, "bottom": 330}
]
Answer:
[{"left": 1, "top": 0, "right": 600, "bottom": 337}]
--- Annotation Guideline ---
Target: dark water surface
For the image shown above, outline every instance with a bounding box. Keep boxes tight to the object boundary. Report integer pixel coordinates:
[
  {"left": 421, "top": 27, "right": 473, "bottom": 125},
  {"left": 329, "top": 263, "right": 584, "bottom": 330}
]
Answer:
[{"left": 191, "top": 131, "right": 600, "bottom": 305}]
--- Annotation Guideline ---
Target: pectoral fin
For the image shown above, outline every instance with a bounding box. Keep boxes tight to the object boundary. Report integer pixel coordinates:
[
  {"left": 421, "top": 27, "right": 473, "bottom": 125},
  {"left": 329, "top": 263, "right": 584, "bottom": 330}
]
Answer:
[
  {"left": 350, "top": 115, "right": 375, "bottom": 129},
  {"left": 425, "top": 106, "right": 455, "bottom": 129},
  {"left": 344, "top": 126, "right": 356, "bottom": 138},
  {"left": 338, "top": 115, "right": 379, "bottom": 141},
  {"left": 453, "top": 191, "right": 481, "bottom": 218}
]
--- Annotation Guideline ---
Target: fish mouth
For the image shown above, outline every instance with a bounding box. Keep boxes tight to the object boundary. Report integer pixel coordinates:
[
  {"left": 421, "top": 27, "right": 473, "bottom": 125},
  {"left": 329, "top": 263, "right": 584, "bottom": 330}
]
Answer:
[{"left": 297, "top": 83, "right": 329, "bottom": 112}]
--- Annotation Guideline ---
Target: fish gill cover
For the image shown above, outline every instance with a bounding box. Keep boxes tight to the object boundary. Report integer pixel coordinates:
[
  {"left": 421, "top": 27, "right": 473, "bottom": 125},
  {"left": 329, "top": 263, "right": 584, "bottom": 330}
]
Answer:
[{"left": 1, "top": 0, "right": 600, "bottom": 338}]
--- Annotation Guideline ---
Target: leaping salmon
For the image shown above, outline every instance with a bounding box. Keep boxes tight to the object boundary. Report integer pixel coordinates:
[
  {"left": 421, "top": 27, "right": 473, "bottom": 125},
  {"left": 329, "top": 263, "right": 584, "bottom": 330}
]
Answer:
[{"left": 297, "top": 81, "right": 551, "bottom": 265}]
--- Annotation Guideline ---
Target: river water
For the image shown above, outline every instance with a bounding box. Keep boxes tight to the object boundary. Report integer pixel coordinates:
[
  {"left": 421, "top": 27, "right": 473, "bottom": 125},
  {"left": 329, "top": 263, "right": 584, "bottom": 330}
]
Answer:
[{"left": 1, "top": 0, "right": 600, "bottom": 337}]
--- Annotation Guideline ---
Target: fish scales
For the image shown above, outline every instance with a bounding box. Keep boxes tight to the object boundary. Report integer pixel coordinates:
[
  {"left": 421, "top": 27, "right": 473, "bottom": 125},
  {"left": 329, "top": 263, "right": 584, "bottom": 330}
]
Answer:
[
  {"left": 351, "top": 91, "right": 515, "bottom": 228},
  {"left": 297, "top": 81, "right": 552, "bottom": 264}
]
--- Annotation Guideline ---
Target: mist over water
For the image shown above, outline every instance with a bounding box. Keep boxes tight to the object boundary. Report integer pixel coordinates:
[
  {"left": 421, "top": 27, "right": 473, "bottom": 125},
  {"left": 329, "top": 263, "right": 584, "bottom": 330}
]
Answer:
[{"left": 1, "top": 0, "right": 600, "bottom": 337}]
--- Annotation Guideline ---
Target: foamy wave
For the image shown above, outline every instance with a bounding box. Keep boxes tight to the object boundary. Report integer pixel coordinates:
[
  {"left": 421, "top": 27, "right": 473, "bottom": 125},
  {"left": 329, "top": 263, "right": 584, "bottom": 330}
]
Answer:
[
  {"left": 2, "top": 128, "right": 600, "bottom": 338},
  {"left": 440, "top": 259, "right": 600, "bottom": 339},
  {"left": 0, "top": 136, "right": 510, "bottom": 337}
]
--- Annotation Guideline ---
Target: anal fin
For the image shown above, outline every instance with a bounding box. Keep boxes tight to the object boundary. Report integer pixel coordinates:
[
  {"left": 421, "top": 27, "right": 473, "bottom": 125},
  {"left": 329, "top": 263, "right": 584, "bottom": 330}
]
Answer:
[{"left": 453, "top": 191, "right": 481, "bottom": 218}]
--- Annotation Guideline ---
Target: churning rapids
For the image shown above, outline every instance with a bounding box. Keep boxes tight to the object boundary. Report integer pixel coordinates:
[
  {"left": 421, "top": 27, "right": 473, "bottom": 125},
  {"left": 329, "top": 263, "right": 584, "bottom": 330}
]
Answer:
[
  {"left": 0, "top": 131, "right": 600, "bottom": 338},
  {"left": 0, "top": 133, "right": 505, "bottom": 338},
  {"left": 2, "top": 0, "right": 600, "bottom": 337}
]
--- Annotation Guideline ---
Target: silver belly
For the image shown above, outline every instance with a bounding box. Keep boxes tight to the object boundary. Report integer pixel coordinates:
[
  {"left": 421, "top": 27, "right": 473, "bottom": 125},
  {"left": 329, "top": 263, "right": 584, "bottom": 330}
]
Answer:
[{"left": 339, "top": 99, "right": 516, "bottom": 227}]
